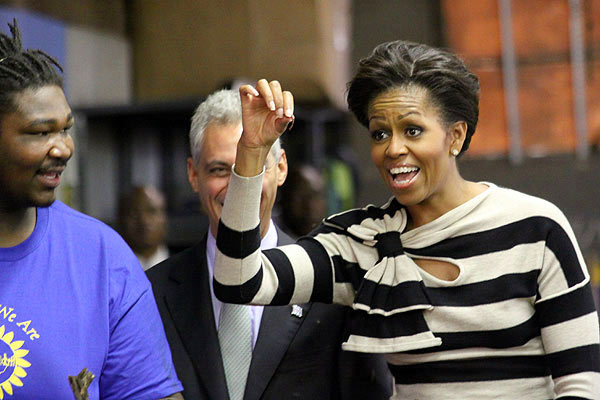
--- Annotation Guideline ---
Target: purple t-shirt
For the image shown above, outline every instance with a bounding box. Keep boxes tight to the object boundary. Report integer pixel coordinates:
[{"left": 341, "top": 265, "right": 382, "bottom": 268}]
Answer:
[{"left": 0, "top": 201, "right": 182, "bottom": 399}]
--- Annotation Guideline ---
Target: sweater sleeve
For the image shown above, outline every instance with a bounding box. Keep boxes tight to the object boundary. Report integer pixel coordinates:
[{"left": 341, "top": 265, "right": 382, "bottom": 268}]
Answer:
[
  {"left": 534, "top": 209, "right": 600, "bottom": 399},
  {"left": 214, "top": 169, "right": 359, "bottom": 306}
]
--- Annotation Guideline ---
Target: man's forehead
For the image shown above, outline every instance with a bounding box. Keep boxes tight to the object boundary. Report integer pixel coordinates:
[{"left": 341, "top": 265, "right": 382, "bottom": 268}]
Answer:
[
  {"left": 15, "top": 85, "right": 70, "bottom": 114},
  {"left": 205, "top": 121, "right": 242, "bottom": 138},
  {"left": 201, "top": 122, "right": 240, "bottom": 148}
]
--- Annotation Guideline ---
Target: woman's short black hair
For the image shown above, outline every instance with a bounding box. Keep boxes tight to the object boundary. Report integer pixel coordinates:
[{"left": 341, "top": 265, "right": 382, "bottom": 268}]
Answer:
[
  {"left": 347, "top": 40, "right": 480, "bottom": 155},
  {"left": 0, "top": 18, "right": 63, "bottom": 118}
]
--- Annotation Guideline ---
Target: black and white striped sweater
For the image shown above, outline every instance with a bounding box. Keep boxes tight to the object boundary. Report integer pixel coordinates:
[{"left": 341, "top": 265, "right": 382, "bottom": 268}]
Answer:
[{"left": 215, "top": 171, "right": 600, "bottom": 399}]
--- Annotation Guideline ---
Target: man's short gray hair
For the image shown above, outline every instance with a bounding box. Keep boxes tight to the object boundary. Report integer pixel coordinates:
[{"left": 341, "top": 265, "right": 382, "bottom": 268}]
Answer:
[{"left": 189, "top": 89, "right": 282, "bottom": 164}]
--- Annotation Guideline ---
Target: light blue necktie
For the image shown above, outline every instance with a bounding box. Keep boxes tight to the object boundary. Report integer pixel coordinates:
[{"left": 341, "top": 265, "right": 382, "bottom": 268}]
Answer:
[{"left": 218, "top": 303, "right": 252, "bottom": 400}]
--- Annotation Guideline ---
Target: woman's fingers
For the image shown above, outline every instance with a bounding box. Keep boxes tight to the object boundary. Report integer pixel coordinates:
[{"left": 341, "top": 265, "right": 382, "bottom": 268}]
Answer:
[
  {"left": 239, "top": 84, "right": 259, "bottom": 99},
  {"left": 273, "top": 90, "right": 294, "bottom": 133},
  {"left": 269, "top": 80, "right": 284, "bottom": 118},
  {"left": 242, "top": 78, "right": 294, "bottom": 134},
  {"left": 283, "top": 90, "right": 294, "bottom": 118},
  {"left": 275, "top": 115, "right": 294, "bottom": 134},
  {"left": 247, "top": 79, "right": 292, "bottom": 116},
  {"left": 256, "top": 79, "right": 275, "bottom": 111}
]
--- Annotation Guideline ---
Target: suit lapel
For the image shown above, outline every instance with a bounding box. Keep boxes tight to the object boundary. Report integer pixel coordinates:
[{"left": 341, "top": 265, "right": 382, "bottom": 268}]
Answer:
[
  {"left": 165, "top": 239, "right": 230, "bottom": 400},
  {"left": 244, "top": 226, "right": 306, "bottom": 400},
  {"left": 244, "top": 303, "right": 311, "bottom": 400}
]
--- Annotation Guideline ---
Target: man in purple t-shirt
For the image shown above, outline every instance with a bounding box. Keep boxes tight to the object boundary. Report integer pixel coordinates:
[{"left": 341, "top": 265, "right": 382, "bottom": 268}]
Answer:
[{"left": 0, "top": 19, "right": 183, "bottom": 399}]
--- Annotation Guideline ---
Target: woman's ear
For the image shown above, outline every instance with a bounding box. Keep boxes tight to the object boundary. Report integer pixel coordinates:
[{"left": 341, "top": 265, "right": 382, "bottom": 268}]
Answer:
[{"left": 449, "top": 121, "right": 468, "bottom": 154}]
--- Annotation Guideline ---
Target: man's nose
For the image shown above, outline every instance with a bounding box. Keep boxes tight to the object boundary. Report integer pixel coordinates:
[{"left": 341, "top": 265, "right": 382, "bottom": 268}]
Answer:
[{"left": 48, "top": 133, "right": 73, "bottom": 160}]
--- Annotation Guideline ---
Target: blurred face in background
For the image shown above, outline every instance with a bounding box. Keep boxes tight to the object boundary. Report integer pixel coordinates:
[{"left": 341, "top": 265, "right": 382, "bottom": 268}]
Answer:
[
  {"left": 120, "top": 186, "right": 168, "bottom": 255},
  {"left": 279, "top": 164, "right": 326, "bottom": 236},
  {"left": 187, "top": 122, "right": 288, "bottom": 238}
]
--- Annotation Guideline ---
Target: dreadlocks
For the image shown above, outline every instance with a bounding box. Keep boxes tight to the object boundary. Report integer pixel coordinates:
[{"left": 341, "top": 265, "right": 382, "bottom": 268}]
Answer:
[{"left": 0, "top": 18, "right": 63, "bottom": 116}]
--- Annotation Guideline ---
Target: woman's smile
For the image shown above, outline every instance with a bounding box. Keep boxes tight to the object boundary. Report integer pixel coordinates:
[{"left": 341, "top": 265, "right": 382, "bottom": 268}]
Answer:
[{"left": 388, "top": 164, "right": 420, "bottom": 188}]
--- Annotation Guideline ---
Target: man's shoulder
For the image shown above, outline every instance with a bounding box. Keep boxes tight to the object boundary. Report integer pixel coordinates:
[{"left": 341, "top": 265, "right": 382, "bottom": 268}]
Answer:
[
  {"left": 147, "top": 240, "right": 207, "bottom": 289},
  {"left": 49, "top": 200, "right": 119, "bottom": 236},
  {"left": 47, "top": 201, "right": 131, "bottom": 252}
]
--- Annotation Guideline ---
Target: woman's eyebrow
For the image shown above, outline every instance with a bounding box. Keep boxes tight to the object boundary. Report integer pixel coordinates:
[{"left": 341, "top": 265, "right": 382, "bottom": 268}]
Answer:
[{"left": 368, "top": 111, "right": 419, "bottom": 123}]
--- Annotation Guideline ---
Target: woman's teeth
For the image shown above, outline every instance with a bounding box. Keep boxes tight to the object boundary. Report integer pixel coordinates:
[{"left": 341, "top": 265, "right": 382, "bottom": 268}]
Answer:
[
  {"left": 390, "top": 166, "right": 418, "bottom": 174},
  {"left": 389, "top": 166, "right": 419, "bottom": 184}
]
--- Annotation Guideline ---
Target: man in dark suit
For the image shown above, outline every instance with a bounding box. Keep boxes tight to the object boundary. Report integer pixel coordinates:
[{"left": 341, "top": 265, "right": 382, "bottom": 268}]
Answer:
[{"left": 147, "top": 89, "right": 393, "bottom": 400}]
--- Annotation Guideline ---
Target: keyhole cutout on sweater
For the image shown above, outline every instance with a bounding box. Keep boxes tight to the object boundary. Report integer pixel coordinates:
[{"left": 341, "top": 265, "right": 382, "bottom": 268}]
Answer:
[{"left": 413, "top": 258, "right": 460, "bottom": 281}]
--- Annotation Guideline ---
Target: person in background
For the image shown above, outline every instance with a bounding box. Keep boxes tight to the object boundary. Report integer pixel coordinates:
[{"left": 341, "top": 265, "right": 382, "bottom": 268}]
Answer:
[
  {"left": 147, "top": 89, "right": 393, "bottom": 400},
  {"left": 213, "top": 40, "right": 600, "bottom": 399},
  {"left": 0, "top": 19, "right": 183, "bottom": 399},
  {"left": 276, "top": 163, "right": 327, "bottom": 238},
  {"left": 119, "top": 185, "right": 169, "bottom": 271}
]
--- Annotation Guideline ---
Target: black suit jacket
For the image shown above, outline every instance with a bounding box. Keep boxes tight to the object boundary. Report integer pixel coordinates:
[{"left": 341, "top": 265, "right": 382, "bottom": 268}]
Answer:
[{"left": 147, "top": 227, "right": 393, "bottom": 400}]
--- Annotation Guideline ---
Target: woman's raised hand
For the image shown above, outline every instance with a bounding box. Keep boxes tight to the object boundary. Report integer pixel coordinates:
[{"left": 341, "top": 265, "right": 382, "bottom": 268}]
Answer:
[{"left": 235, "top": 79, "right": 294, "bottom": 177}]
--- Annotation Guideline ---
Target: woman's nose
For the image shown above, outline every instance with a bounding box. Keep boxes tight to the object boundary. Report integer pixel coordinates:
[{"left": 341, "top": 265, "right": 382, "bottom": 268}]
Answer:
[{"left": 385, "top": 133, "right": 407, "bottom": 158}]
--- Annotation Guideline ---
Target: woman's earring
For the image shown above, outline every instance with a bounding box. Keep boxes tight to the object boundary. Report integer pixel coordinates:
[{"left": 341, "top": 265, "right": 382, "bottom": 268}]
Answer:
[{"left": 451, "top": 149, "right": 459, "bottom": 156}]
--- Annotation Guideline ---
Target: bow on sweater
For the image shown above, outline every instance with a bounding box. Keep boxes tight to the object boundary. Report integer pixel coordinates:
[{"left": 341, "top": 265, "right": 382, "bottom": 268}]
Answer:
[{"left": 324, "top": 199, "right": 442, "bottom": 354}]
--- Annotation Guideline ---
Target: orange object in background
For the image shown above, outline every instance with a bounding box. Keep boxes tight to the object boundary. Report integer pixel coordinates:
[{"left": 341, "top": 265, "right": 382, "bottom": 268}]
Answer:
[{"left": 442, "top": 0, "right": 600, "bottom": 158}]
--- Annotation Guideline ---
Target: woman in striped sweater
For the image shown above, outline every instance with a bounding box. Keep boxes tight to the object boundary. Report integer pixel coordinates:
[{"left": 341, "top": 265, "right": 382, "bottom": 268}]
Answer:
[{"left": 213, "top": 40, "right": 600, "bottom": 399}]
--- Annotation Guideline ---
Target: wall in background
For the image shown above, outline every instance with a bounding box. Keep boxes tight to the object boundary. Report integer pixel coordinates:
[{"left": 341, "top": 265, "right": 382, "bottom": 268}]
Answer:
[
  {"left": 0, "top": 0, "right": 126, "bottom": 34},
  {"left": 443, "top": 0, "right": 600, "bottom": 156},
  {"left": 128, "top": 0, "right": 352, "bottom": 109}
]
